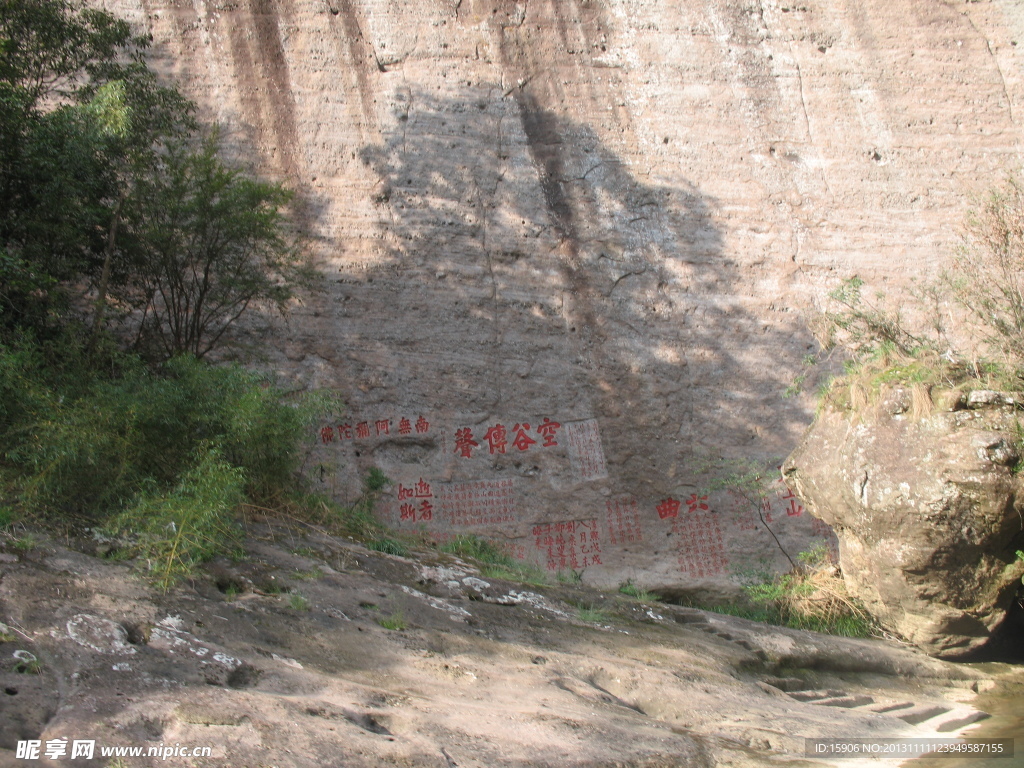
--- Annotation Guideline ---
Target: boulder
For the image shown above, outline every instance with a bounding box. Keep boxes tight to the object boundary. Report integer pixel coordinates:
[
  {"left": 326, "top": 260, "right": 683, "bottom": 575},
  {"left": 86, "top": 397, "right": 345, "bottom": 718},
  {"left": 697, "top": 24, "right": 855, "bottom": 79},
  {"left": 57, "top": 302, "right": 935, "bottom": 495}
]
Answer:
[{"left": 782, "top": 389, "right": 1024, "bottom": 658}]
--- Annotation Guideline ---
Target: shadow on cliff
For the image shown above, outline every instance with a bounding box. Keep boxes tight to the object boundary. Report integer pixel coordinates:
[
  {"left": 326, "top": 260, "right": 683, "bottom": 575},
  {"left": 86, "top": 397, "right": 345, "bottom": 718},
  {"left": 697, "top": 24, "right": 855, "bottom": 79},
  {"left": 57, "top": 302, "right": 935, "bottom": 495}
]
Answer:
[{"left": 353, "top": 87, "right": 815, "bottom": 501}]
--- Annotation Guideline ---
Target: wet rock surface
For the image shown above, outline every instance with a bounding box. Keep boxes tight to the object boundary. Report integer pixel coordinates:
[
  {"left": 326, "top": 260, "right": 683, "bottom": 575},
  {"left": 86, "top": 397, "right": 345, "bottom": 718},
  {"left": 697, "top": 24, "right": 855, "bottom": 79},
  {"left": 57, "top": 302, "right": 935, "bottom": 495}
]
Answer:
[
  {"left": 783, "top": 394, "right": 1024, "bottom": 659},
  {"left": 0, "top": 524, "right": 1013, "bottom": 767}
]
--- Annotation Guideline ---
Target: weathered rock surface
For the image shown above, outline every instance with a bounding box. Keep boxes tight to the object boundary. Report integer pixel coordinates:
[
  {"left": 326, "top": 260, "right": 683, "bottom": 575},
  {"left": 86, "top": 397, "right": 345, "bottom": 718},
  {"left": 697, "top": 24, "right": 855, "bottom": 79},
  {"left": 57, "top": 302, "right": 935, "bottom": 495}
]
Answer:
[
  {"left": 94, "top": 0, "right": 1024, "bottom": 589},
  {"left": 0, "top": 528, "right": 1012, "bottom": 768},
  {"left": 783, "top": 391, "right": 1024, "bottom": 658}
]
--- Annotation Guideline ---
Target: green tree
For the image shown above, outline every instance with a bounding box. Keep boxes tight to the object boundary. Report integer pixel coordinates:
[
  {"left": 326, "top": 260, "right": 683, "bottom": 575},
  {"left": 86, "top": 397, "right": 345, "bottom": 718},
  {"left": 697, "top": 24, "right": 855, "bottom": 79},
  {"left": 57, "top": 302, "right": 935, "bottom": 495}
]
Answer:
[
  {"left": 116, "top": 133, "right": 304, "bottom": 360},
  {"left": 0, "top": 0, "right": 192, "bottom": 332}
]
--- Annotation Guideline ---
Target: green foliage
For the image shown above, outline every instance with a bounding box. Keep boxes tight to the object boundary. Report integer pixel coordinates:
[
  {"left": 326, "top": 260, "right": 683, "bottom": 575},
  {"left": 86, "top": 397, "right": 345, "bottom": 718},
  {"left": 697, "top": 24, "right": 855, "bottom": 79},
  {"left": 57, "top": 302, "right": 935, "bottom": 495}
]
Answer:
[
  {"left": 441, "top": 534, "right": 548, "bottom": 584},
  {"left": 953, "top": 177, "right": 1024, "bottom": 368},
  {"left": 741, "top": 548, "right": 874, "bottom": 638},
  {"left": 117, "top": 448, "right": 244, "bottom": 591},
  {"left": 575, "top": 604, "right": 610, "bottom": 624},
  {"left": 816, "top": 277, "right": 935, "bottom": 361},
  {"left": 817, "top": 178, "right": 1024, "bottom": 409},
  {"left": 363, "top": 467, "right": 388, "bottom": 493},
  {"left": 287, "top": 593, "right": 310, "bottom": 612},
  {"left": 289, "top": 567, "right": 323, "bottom": 581},
  {"left": 618, "top": 580, "right": 657, "bottom": 602},
  {"left": 369, "top": 537, "right": 409, "bottom": 557},
  {"left": 702, "top": 456, "right": 797, "bottom": 570},
  {"left": 377, "top": 611, "right": 406, "bottom": 631},
  {"left": 478, "top": 561, "right": 548, "bottom": 586},
  {"left": 14, "top": 657, "right": 41, "bottom": 675},
  {"left": 1, "top": 0, "right": 304, "bottom": 364},
  {"left": 10, "top": 532, "right": 38, "bottom": 552},
  {"left": 441, "top": 534, "right": 510, "bottom": 563},
  {"left": 1017, "top": 550, "right": 1024, "bottom": 586},
  {"left": 3, "top": 349, "right": 332, "bottom": 517},
  {"left": 0, "top": 504, "right": 17, "bottom": 531},
  {"left": 556, "top": 569, "right": 583, "bottom": 584},
  {"left": 0, "top": 0, "right": 194, "bottom": 333},
  {"left": 117, "top": 132, "right": 305, "bottom": 360},
  {"left": 0, "top": 334, "right": 336, "bottom": 584}
]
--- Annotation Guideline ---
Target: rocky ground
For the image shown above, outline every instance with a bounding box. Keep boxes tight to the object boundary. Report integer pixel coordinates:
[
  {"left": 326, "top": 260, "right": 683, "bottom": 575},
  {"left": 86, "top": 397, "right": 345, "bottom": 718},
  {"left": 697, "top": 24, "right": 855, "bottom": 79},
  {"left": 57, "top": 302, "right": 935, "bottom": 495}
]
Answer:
[{"left": 0, "top": 519, "right": 1018, "bottom": 768}]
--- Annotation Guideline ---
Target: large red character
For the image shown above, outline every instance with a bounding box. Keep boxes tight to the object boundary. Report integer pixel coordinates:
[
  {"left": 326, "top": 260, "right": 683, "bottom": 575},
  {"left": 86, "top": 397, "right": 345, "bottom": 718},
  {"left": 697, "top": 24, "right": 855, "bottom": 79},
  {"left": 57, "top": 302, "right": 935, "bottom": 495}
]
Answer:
[
  {"left": 511, "top": 423, "right": 537, "bottom": 451},
  {"left": 418, "top": 500, "right": 433, "bottom": 521},
  {"left": 657, "top": 498, "right": 681, "bottom": 519},
  {"left": 536, "top": 417, "right": 561, "bottom": 447},
  {"left": 454, "top": 428, "right": 479, "bottom": 458},
  {"left": 685, "top": 494, "right": 709, "bottom": 513},
  {"left": 484, "top": 424, "right": 508, "bottom": 454}
]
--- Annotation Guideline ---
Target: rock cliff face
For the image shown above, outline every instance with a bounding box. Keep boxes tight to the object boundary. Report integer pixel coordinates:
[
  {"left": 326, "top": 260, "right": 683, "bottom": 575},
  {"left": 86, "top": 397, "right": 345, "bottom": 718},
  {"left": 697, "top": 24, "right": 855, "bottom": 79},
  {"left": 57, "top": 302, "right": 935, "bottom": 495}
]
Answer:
[
  {"left": 783, "top": 391, "right": 1024, "bottom": 658},
  {"left": 99, "top": 0, "right": 1024, "bottom": 587}
]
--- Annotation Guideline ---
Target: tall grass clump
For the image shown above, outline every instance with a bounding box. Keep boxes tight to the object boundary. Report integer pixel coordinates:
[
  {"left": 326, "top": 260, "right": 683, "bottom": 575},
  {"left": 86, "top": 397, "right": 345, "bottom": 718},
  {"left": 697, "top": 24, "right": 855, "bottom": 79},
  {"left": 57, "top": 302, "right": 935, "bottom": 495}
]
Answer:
[
  {"left": 118, "top": 448, "right": 245, "bottom": 589},
  {"left": 441, "top": 534, "right": 547, "bottom": 585},
  {"left": 743, "top": 546, "right": 875, "bottom": 637}
]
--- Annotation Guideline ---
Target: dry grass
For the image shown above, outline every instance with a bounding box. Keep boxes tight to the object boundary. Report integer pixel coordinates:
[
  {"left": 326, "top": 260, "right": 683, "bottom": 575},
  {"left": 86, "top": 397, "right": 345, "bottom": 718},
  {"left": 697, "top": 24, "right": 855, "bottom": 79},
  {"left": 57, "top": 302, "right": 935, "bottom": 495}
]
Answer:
[
  {"left": 823, "top": 348, "right": 1017, "bottom": 421},
  {"left": 744, "top": 547, "right": 876, "bottom": 637}
]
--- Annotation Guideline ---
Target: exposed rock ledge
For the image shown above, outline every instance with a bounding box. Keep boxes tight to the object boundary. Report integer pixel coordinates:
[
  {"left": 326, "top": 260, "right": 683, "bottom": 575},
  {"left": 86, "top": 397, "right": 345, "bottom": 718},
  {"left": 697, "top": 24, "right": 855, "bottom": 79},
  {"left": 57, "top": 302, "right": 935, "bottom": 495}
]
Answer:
[
  {"left": 0, "top": 524, "right": 1012, "bottom": 767},
  {"left": 783, "top": 389, "right": 1024, "bottom": 659}
]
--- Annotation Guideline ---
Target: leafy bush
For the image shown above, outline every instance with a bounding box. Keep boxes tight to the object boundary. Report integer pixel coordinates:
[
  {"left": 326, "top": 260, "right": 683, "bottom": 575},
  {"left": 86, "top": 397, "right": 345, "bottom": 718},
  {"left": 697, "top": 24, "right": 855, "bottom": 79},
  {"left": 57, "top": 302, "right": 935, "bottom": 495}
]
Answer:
[
  {"left": 0, "top": 335, "right": 339, "bottom": 583},
  {"left": 4, "top": 350, "right": 331, "bottom": 517}
]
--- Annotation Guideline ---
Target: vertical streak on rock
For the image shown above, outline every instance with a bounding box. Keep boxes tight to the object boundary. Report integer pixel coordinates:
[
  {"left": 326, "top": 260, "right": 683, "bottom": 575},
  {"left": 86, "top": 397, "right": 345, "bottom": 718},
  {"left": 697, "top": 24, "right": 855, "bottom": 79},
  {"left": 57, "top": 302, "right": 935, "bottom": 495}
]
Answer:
[
  {"left": 328, "top": 0, "right": 380, "bottom": 139},
  {"left": 494, "top": 0, "right": 626, "bottom": 382},
  {"left": 225, "top": 0, "right": 303, "bottom": 182}
]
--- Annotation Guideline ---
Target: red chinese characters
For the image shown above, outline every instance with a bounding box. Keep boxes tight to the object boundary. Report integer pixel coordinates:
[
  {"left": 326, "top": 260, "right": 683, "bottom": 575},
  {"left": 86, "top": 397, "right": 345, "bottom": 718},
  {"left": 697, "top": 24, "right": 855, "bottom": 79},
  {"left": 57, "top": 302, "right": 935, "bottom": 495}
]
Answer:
[
  {"left": 483, "top": 424, "right": 508, "bottom": 455},
  {"left": 436, "top": 479, "right": 517, "bottom": 526},
  {"left": 320, "top": 426, "right": 334, "bottom": 444},
  {"left": 686, "top": 494, "right": 709, "bottom": 513},
  {"left": 536, "top": 417, "right": 561, "bottom": 447},
  {"left": 564, "top": 419, "right": 608, "bottom": 481},
  {"left": 606, "top": 496, "right": 643, "bottom": 545},
  {"left": 532, "top": 519, "right": 602, "bottom": 571},
  {"left": 454, "top": 417, "right": 563, "bottom": 459},
  {"left": 397, "top": 478, "right": 434, "bottom": 524},
  {"left": 454, "top": 428, "right": 479, "bottom": 458},
  {"left": 672, "top": 510, "right": 727, "bottom": 579},
  {"left": 656, "top": 498, "right": 681, "bottom": 519},
  {"left": 318, "top": 415, "right": 431, "bottom": 442},
  {"left": 418, "top": 499, "right": 433, "bottom": 521},
  {"left": 510, "top": 423, "right": 537, "bottom": 451}
]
